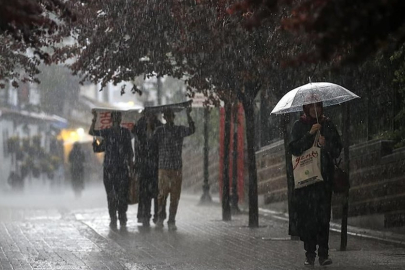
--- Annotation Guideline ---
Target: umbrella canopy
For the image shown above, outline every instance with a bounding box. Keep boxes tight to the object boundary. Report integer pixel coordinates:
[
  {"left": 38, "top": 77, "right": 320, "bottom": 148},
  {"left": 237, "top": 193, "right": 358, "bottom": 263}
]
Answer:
[
  {"left": 271, "top": 82, "right": 360, "bottom": 115},
  {"left": 142, "top": 100, "right": 192, "bottom": 114}
]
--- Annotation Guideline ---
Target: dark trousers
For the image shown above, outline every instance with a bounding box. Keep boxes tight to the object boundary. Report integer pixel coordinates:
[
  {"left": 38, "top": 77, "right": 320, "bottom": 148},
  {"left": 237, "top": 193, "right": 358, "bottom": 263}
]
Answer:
[
  {"left": 304, "top": 221, "right": 330, "bottom": 260},
  {"left": 71, "top": 168, "right": 84, "bottom": 191},
  {"left": 103, "top": 165, "right": 129, "bottom": 222},
  {"left": 296, "top": 183, "right": 332, "bottom": 260},
  {"left": 137, "top": 194, "right": 158, "bottom": 222},
  {"left": 137, "top": 170, "right": 158, "bottom": 222}
]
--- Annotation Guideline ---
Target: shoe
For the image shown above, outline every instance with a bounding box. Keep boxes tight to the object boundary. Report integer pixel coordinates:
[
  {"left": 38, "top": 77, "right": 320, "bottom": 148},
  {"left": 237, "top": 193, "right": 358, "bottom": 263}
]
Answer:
[
  {"left": 168, "top": 223, "right": 177, "bottom": 231},
  {"left": 120, "top": 220, "right": 127, "bottom": 227},
  {"left": 319, "top": 257, "right": 333, "bottom": 266},
  {"left": 304, "top": 258, "right": 315, "bottom": 267},
  {"left": 109, "top": 220, "right": 117, "bottom": 230},
  {"left": 142, "top": 219, "right": 150, "bottom": 227},
  {"left": 119, "top": 213, "right": 127, "bottom": 225},
  {"left": 155, "top": 220, "right": 164, "bottom": 229}
]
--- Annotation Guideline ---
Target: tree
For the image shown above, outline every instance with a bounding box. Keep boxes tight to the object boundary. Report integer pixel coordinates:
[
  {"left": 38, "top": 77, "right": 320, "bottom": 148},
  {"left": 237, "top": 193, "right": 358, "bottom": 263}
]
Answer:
[
  {"left": 0, "top": 0, "right": 75, "bottom": 87},
  {"left": 229, "top": 0, "right": 405, "bottom": 66},
  {"left": 165, "top": 0, "right": 307, "bottom": 227},
  {"left": 0, "top": 36, "right": 41, "bottom": 88},
  {"left": 0, "top": 0, "right": 74, "bottom": 45},
  {"left": 57, "top": 0, "right": 183, "bottom": 92},
  {"left": 60, "top": 0, "right": 316, "bottom": 227}
]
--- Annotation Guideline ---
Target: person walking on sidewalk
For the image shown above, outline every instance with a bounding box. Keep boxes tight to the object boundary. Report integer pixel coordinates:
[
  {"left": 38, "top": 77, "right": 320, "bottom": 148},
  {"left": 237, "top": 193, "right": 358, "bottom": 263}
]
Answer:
[
  {"left": 153, "top": 107, "right": 195, "bottom": 231},
  {"left": 288, "top": 102, "right": 342, "bottom": 267},
  {"left": 132, "top": 111, "right": 162, "bottom": 227},
  {"left": 89, "top": 111, "right": 134, "bottom": 230},
  {"left": 68, "top": 142, "right": 86, "bottom": 198}
]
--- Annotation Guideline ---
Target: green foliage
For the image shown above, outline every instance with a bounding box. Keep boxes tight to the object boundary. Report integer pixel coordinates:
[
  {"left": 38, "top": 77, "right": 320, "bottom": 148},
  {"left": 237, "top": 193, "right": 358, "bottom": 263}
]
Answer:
[
  {"left": 32, "top": 135, "right": 41, "bottom": 147},
  {"left": 7, "top": 136, "right": 20, "bottom": 153},
  {"left": 0, "top": 0, "right": 75, "bottom": 86},
  {"left": 16, "top": 135, "right": 58, "bottom": 179},
  {"left": 389, "top": 44, "right": 405, "bottom": 148},
  {"left": 231, "top": 0, "right": 405, "bottom": 66}
]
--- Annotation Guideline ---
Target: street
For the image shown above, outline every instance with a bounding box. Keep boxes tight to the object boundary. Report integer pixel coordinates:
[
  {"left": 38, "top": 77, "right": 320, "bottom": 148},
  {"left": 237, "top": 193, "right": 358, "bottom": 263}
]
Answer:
[{"left": 1, "top": 184, "right": 405, "bottom": 270}]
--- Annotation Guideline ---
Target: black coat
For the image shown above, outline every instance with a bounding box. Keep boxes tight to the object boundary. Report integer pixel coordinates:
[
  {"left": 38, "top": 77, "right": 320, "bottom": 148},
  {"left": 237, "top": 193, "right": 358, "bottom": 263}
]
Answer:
[
  {"left": 288, "top": 116, "right": 342, "bottom": 240},
  {"left": 133, "top": 117, "right": 162, "bottom": 196}
]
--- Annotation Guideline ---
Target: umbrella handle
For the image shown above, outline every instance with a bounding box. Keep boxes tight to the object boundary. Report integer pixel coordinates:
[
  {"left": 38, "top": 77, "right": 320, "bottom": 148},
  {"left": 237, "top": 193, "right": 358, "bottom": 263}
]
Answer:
[
  {"left": 313, "top": 130, "right": 321, "bottom": 147},
  {"left": 314, "top": 103, "right": 319, "bottom": 123}
]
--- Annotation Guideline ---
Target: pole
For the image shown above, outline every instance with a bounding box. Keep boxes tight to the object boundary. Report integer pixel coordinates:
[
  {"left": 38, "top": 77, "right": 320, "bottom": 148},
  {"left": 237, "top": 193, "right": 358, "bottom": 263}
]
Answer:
[
  {"left": 282, "top": 113, "right": 299, "bottom": 239},
  {"left": 200, "top": 107, "right": 212, "bottom": 204},
  {"left": 231, "top": 104, "right": 241, "bottom": 213},
  {"left": 340, "top": 102, "right": 350, "bottom": 250},
  {"left": 157, "top": 76, "right": 162, "bottom": 106}
]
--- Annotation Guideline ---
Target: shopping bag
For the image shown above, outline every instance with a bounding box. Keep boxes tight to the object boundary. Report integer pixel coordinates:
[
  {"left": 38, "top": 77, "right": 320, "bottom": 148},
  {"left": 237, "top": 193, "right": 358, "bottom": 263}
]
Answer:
[
  {"left": 128, "top": 173, "right": 139, "bottom": 205},
  {"left": 292, "top": 132, "right": 323, "bottom": 189},
  {"left": 332, "top": 158, "right": 350, "bottom": 193},
  {"left": 92, "top": 137, "right": 105, "bottom": 153}
]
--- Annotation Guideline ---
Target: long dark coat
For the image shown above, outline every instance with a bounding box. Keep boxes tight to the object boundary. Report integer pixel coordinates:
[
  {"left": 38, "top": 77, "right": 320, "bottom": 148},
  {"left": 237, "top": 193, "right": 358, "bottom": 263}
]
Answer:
[
  {"left": 68, "top": 143, "right": 85, "bottom": 190},
  {"left": 288, "top": 115, "right": 342, "bottom": 241},
  {"left": 133, "top": 117, "right": 162, "bottom": 197}
]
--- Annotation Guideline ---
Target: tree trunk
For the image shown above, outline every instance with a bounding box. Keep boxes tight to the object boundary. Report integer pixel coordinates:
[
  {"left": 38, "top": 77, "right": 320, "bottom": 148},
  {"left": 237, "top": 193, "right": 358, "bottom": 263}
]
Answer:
[
  {"left": 231, "top": 104, "right": 241, "bottom": 213},
  {"left": 200, "top": 107, "right": 212, "bottom": 203},
  {"left": 241, "top": 96, "right": 259, "bottom": 228},
  {"left": 222, "top": 101, "right": 232, "bottom": 221}
]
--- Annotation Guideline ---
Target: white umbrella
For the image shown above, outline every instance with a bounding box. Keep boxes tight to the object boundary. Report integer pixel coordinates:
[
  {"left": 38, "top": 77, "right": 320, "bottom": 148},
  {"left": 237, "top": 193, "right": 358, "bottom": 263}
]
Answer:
[{"left": 271, "top": 82, "right": 360, "bottom": 115}]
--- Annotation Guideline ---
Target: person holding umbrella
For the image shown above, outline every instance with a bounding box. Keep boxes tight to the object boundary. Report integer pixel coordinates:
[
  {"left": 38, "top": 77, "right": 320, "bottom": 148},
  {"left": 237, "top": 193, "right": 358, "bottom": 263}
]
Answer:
[
  {"left": 89, "top": 111, "right": 134, "bottom": 230},
  {"left": 132, "top": 111, "right": 162, "bottom": 227},
  {"left": 153, "top": 106, "right": 195, "bottom": 231},
  {"left": 271, "top": 81, "right": 359, "bottom": 266},
  {"left": 288, "top": 100, "right": 342, "bottom": 266}
]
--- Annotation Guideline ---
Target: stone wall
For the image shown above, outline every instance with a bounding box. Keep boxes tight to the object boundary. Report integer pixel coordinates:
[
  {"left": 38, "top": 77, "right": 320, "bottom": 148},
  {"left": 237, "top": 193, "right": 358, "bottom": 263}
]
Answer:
[
  {"left": 333, "top": 140, "right": 405, "bottom": 220},
  {"left": 255, "top": 138, "right": 405, "bottom": 228},
  {"left": 182, "top": 135, "right": 405, "bottom": 229},
  {"left": 256, "top": 140, "right": 288, "bottom": 204}
]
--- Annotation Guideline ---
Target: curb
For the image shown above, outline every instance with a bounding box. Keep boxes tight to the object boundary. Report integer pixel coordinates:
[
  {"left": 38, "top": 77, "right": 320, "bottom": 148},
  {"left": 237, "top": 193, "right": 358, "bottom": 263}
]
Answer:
[
  {"left": 183, "top": 192, "right": 405, "bottom": 247},
  {"left": 258, "top": 207, "right": 405, "bottom": 247}
]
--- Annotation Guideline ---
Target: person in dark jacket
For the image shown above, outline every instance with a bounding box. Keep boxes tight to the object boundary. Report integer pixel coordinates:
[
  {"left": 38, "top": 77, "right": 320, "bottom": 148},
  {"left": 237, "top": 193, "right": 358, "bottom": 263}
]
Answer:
[
  {"left": 288, "top": 101, "right": 342, "bottom": 267},
  {"left": 89, "top": 111, "right": 134, "bottom": 230},
  {"left": 132, "top": 111, "right": 162, "bottom": 227},
  {"left": 68, "top": 142, "right": 85, "bottom": 197}
]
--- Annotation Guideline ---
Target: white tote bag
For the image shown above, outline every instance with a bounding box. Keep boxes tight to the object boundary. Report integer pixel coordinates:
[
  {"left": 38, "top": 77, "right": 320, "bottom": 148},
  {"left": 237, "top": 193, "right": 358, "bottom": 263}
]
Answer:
[{"left": 292, "top": 132, "right": 323, "bottom": 189}]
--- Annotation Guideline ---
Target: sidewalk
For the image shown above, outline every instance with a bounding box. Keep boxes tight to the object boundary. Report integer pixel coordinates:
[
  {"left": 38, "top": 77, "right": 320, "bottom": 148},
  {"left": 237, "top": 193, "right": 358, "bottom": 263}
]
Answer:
[
  {"left": 257, "top": 205, "right": 405, "bottom": 247},
  {"left": 207, "top": 192, "right": 405, "bottom": 247},
  {"left": 1, "top": 187, "right": 405, "bottom": 269}
]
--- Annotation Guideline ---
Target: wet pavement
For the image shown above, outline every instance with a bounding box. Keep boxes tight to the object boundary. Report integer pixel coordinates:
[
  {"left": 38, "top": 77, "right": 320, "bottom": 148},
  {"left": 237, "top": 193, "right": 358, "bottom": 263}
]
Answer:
[{"left": 1, "top": 184, "right": 405, "bottom": 269}]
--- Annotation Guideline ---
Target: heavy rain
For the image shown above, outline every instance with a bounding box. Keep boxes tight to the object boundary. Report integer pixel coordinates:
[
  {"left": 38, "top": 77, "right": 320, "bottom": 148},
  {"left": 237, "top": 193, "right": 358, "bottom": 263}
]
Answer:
[{"left": 1, "top": 1, "right": 405, "bottom": 269}]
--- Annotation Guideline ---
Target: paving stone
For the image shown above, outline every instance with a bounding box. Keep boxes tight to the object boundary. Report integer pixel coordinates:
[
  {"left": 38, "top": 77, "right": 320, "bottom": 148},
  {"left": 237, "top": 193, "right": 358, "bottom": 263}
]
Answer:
[{"left": 1, "top": 187, "right": 405, "bottom": 269}]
